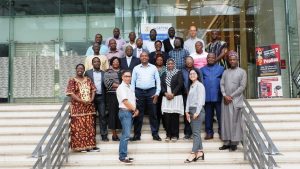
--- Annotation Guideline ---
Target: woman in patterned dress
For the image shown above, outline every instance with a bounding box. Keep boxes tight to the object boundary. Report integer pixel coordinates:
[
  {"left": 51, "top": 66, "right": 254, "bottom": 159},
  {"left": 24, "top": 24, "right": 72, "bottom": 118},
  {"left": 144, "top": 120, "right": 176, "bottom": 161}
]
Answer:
[{"left": 66, "top": 64, "right": 99, "bottom": 152}]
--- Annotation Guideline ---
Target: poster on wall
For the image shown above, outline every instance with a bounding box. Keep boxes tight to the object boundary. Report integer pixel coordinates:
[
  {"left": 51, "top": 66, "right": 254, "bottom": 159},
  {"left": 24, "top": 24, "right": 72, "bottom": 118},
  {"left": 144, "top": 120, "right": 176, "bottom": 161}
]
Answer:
[
  {"left": 255, "top": 44, "right": 281, "bottom": 77},
  {"left": 257, "top": 76, "right": 283, "bottom": 98},
  {"left": 140, "top": 23, "right": 172, "bottom": 41}
]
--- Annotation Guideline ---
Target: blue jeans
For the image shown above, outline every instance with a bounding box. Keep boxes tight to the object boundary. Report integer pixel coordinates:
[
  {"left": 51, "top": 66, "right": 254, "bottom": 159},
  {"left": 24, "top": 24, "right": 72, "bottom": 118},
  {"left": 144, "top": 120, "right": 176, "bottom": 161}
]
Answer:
[{"left": 118, "top": 110, "right": 132, "bottom": 160}]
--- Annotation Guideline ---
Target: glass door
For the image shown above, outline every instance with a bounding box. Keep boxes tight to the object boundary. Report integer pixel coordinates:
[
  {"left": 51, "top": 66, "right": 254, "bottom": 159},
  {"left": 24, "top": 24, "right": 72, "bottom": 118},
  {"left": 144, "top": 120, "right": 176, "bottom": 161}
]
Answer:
[{"left": 12, "top": 43, "right": 56, "bottom": 102}]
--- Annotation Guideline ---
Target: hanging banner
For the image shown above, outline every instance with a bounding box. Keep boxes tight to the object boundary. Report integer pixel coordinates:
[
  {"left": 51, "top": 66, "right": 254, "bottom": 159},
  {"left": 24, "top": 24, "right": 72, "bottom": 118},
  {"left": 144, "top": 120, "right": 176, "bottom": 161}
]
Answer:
[
  {"left": 141, "top": 23, "right": 172, "bottom": 41},
  {"left": 257, "top": 76, "right": 283, "bottom": 98},
  {"left": 255, "top": 44, "right": 281, "bottom": 77}
]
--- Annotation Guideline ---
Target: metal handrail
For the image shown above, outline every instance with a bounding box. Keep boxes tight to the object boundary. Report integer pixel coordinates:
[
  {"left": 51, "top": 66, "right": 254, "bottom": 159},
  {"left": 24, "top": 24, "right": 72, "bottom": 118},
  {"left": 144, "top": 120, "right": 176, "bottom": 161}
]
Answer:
[
  {"left": 31, "top": 97, "right": 70, "bottom": 169},
  {"left": 292, "top": 60, "right": 300, "bottom": 96},
  {"left": 242, "top": 99, "right": 281, "bottom": 169}
]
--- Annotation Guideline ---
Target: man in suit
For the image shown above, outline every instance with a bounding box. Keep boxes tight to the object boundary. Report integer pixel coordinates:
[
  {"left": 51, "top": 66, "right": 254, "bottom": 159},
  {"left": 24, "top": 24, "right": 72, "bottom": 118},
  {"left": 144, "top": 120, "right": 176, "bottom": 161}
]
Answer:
[
  {"left": 133, "top": 38, "right": 149, "bottom": 58},
  {"left": 163, "top": 27, "right": 184, "bottom": 54},
  {"left": 121, "top": 46, "right": 140, "bottom": 71},
  {"left": 84, "top": 57, "right": 109, "bottom": 142}
]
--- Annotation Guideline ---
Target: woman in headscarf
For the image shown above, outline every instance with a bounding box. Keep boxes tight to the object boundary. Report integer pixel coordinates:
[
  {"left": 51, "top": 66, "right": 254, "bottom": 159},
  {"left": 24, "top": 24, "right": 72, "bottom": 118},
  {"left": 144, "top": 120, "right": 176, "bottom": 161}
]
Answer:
[
  {"left": 66, "top": 64, "right": 99, "bottom": 152},
  {"left": 160, "top": 58, "right": 184, "bottom": 142}
]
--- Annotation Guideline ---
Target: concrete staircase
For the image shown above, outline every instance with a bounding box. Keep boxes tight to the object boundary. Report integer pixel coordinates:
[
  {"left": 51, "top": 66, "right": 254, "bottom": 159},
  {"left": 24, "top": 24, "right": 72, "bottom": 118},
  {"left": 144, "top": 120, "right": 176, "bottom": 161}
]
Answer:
[{"left": 0, "top": 99, "right": 299, "bottom": 169}]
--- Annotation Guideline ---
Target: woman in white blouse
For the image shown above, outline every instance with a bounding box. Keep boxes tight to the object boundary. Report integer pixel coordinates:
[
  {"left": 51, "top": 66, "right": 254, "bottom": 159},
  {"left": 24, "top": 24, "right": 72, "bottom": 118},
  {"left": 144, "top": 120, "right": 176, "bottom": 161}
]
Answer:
[{"left": 184, "top": 69, "right": 206, "bottom": 163}]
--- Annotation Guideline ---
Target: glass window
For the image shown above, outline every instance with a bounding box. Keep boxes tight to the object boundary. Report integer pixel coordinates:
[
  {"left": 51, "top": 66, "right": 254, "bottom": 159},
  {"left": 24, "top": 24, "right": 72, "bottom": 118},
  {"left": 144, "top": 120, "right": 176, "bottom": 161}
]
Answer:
[
  {"left": 88, "top": 0, "right": 115, "bottom": 14},
  {"left": 0, "top": 18, "right": 9, "bottom": 43},
  {"left": 11, "top": 0, "right": 59, "bottom": 15},
  {"left": 14, "top": 16, "right": 59, "bottom": 42}
]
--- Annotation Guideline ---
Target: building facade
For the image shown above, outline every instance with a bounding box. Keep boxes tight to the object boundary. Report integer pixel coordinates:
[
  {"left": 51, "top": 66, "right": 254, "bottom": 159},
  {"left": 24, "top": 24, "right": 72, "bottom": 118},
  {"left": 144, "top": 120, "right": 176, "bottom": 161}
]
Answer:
[{"left": 0, "top": 0, "right": 299, "bottom": 103}]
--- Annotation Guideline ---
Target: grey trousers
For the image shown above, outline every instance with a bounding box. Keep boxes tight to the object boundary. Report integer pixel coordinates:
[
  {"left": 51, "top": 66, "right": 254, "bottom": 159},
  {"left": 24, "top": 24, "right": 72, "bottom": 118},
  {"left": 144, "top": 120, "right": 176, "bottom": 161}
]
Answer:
[{"left": 191, "top": 108, "right": 205, "bottom": 152}]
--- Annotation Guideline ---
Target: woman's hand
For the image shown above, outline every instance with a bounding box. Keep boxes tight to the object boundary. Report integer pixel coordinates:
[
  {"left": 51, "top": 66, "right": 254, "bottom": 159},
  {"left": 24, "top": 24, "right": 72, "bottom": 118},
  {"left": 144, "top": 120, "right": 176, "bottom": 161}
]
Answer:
[
  {"left": 193, "top": 113, "right": 199, "bottom": 119},
  {"left": 185, "top": 112, "right": 191, "bottom": 123}
]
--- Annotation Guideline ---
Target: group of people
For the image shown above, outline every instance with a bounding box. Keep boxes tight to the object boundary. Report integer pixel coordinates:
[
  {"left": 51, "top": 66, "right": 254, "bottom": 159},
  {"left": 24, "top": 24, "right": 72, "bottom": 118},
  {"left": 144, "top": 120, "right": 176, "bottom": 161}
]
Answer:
[{"left": 66, "top": 25, "right": 247, "bottom": 164}]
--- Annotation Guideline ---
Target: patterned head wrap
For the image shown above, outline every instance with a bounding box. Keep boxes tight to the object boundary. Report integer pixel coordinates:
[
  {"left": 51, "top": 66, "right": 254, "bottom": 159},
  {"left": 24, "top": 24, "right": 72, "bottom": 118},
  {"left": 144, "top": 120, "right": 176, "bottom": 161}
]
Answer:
[{"left": 228, "top": 50, "right": 239, "bottom": 59}]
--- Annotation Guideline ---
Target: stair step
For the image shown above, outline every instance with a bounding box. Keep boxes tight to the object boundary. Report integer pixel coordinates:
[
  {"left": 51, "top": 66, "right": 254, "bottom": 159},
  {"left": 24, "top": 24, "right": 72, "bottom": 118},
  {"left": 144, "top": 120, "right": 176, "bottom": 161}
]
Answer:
[
  {"left": 251, "top": 107, "right": 300, "bottom": 114},
  {"left": 248, "top": 99, "right": 300, "bottom": 106},
  {"left": 0, "top": 104, "right": 63, "bottom": 112},
  {"left": 257, "top": 114, "right": 300, "bottom": 122}
]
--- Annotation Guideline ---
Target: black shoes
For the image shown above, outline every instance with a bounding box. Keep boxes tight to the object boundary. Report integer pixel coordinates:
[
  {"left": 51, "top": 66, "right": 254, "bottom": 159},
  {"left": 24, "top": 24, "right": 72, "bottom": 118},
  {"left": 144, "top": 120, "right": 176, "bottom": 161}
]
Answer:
[
  {"left": 183, "top": 135, "right": 192, "bottom": 140},
  {"left": 204, "top": 134, "right": 214, "bottom": 140},
  {"left": 130, "top": 135, "right": 141, "bottom": 141},
  {"left": 101, "top": 135, "right": 109, "bottom": 142},
  {"left": 230, "top": 145, "right": 237, "bottom": 151},
  {"left": 219, "top": 145, "right": 230, "bottom": 150},
  {"left": 219, "top": 145, "right": 237, "bottom": 151},
  {"left": 112, "top": 135, "right": 120, "bottom": 141},
  {"left": 153, "top": 135, "right": 162, "bottom": 141},
  {"left": 88, "top": 147, "right": 100, "bottom": 152},
  {"left": 194, "top": 151, "right": 205, "bottom": 161}
]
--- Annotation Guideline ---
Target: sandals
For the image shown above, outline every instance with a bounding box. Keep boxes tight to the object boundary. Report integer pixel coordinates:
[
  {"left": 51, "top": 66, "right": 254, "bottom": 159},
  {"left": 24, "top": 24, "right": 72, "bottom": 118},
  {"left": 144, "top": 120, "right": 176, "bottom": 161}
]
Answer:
[
  {"left": 194, "top": 151, "right": 205, "bottom": 161},
  {"left": 184, "top": 153, "right": 195, "bottom": 163}
]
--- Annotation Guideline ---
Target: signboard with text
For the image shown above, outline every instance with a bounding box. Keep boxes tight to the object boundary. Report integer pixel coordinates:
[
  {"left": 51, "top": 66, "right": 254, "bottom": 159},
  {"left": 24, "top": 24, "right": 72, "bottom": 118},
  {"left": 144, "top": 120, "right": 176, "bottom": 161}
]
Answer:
[
  {"left": 140, "top": 23, "right": 172, "bottom": 41},
  {"left": 255, "top": 44, "right": 281, "bottom": 77},
  {"left": 256, "top": 44, "right": 283, "bottom": 98}
]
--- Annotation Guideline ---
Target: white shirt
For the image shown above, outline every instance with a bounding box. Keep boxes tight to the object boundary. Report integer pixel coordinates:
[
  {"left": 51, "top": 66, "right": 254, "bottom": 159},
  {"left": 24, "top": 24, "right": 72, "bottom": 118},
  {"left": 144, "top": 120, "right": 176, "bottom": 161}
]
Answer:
[
  {"left": 143, "top": 40, "right": 165, "bottom": 53},
  {"left": 126, "top": 56, "right": 132, "bottom": 67},
  {"left": 116, "top": 82, "right": 136, "bottom": 109},
  {"left": 93, "top": 70, "right": 102, "bottom": 94},
  {"left": 184, "top": 37, "right": 205, "bottom": 54},
  {"left": 123, "top": 42, "right": 137, "bottom": 51},
  {"left": 136, "top": 48, "right": 143, "bottom": 58},
  {"left": 169, "top": 37, "right": 175, "bottom": 48}
]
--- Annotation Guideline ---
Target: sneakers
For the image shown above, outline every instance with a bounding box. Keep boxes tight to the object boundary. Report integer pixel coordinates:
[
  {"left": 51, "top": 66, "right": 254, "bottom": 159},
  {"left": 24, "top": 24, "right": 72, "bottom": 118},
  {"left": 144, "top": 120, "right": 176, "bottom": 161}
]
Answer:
[
  {"left": 88, "top": 147, "right": 100, "bottom": 152},
  {"left": 120, "top": 157, "right": 134, "bottom": 164},
  {"left": 165, "top": 137, "right": 171, "bottom": 142}
]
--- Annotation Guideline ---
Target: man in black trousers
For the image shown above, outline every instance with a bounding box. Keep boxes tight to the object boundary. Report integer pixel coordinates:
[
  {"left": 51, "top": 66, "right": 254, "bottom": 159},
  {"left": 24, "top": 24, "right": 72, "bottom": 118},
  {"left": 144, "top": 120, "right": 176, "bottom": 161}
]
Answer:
[{"left": 85, "top": 57, "right": 109, "bottom": 142}]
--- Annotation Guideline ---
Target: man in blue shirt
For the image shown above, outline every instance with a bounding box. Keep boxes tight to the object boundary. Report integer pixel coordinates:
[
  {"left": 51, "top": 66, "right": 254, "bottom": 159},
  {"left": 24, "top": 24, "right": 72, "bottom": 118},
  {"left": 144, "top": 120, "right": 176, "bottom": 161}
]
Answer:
[
  {"left": 169, "top": 38, "right": 189, "bottom": 70},
  {"left": 130, "top": 52, "right": 162, "bottom": 141},
  {"left": 200, "top": 53, "right": 224, "bottom": 140},
  {"left": 86, "top": 34, "right": 108, "bottom": 56}
]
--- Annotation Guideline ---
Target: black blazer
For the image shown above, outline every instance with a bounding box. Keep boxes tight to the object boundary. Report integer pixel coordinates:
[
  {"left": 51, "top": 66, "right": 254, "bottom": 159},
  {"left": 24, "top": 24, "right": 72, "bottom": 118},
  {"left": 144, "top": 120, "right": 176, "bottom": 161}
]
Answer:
[
  {"left": 163, "top": 37, "right": 184, "bottom": 54},
  {"left": 161, "top": 71, "right": 183, "bottom": 96},
  {"left": 84, "top": 69, "right": 106, "bottom": 98},
  {"left": 120, "top": 56, "right": 140, "bottom": 71}
]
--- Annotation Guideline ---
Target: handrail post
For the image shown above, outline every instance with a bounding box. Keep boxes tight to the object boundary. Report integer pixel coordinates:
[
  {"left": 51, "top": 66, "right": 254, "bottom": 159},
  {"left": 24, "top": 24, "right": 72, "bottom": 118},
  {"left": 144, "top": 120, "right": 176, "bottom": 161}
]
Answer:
[
  {"left": 242, "top": 111, "right": 247, "bottom": 160},
  {"left": 46, "top": 150, "right": 51, "bottom": 169},
  {"left": 268, "top": 142, "right": 274, "bottom": 169},
  {"left": 37, "top": 147, "right": 42, "bottom": 169}
]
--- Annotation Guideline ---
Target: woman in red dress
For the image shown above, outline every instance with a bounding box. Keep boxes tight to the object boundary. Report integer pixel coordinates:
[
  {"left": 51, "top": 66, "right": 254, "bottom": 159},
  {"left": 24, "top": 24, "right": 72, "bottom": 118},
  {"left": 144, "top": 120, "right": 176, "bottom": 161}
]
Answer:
[{"left": 66, "top": 64, "right": 98, "bottom": 152}]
